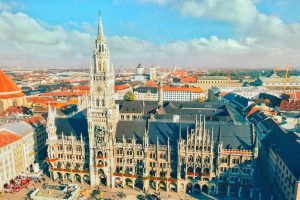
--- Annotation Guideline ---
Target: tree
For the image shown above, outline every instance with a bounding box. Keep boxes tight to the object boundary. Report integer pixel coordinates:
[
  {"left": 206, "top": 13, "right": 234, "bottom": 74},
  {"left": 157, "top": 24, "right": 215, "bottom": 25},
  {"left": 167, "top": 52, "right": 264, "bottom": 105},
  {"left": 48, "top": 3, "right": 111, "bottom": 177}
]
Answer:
[{"left": 124, "top": 91, "right": 134, "bottom": 101}]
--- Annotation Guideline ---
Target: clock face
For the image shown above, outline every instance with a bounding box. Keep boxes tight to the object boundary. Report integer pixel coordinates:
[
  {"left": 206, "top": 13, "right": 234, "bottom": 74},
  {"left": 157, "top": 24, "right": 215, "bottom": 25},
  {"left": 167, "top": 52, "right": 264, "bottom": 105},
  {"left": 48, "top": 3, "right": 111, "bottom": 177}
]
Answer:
[{"left": 97, "top": 87, "right": 102, "bottom": 92}]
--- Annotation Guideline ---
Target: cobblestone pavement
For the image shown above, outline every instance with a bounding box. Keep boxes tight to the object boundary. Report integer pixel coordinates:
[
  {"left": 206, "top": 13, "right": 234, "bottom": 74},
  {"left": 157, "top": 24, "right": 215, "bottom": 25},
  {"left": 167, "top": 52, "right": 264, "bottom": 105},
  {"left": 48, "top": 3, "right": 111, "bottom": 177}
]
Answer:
[{"left": 0, "top": 176, "right": 215, "bottom": 200}]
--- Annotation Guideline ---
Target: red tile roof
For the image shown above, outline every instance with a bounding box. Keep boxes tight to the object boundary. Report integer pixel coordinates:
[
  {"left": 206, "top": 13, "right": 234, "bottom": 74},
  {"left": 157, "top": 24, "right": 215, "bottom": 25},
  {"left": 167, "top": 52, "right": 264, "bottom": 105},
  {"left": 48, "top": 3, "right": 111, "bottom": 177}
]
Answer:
[
  {"left": 279, "top": 100, "right": 300, "bottom": 111},
  {"left": 0, "top": 106, "right": 24, "bottom": 116},
  {"left": 180, "top": 76, "right": 197, "bottom": 83},
  {"left": 24, "top": 115, "right": 46, "bottom": 126},
  {"left": 114, "top": 84, "right": 129, "bottom": 91},
  {"left": 247, "top": 107, "right": 260, "bottom": 116},
  {"left": 171, "top": 70, "right": 187, "bottom": 77},
  {"left": 0, "top": 130, "right": 21, "bottom": 148},
  {"left": 41, "top": 91, "right": 80, "bottom": 97},
  {"left": 0, "top": 69, "right": 25, "bottom": 99},
  {"left": 145, "top": 81, "right": 158, "bottom": 87},
  {"left": 72, "top": 85, "right": 90, "bottom": 91}
]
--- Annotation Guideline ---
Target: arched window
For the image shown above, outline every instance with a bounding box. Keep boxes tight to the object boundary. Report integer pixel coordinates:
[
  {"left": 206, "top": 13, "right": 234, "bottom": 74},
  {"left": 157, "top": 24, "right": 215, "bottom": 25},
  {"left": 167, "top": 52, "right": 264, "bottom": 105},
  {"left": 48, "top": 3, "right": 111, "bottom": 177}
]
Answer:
[
  {"left": 98, "top": 62, "right": 102, "bottom": 71},
  {"left": 188, "top": 156, "right": 193, "bottom": 162},
  {"left": 96, "top": 99, "right": 100, "bottom": 107},
  {"left": 204, "top": 156, "right": 210, "bottom": 163},
  {"left": 103, "top": 61, "right": 107, "bottom": 71}
]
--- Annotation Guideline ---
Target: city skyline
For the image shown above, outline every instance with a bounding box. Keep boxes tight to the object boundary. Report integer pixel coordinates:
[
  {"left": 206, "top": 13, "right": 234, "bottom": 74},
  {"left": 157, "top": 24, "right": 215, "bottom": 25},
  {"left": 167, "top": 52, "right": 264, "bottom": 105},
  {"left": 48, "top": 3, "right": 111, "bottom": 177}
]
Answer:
[{"left": 0, "top": 0, "right": 300, "bottom": 68}]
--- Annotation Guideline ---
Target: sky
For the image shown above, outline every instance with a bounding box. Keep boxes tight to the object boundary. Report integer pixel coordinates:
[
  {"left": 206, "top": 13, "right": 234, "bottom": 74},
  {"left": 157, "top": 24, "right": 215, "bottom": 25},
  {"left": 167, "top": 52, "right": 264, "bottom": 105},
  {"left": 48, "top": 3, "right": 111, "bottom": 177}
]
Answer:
[{"left": 0, "top": 0, "right": 300, "bottom": 69}]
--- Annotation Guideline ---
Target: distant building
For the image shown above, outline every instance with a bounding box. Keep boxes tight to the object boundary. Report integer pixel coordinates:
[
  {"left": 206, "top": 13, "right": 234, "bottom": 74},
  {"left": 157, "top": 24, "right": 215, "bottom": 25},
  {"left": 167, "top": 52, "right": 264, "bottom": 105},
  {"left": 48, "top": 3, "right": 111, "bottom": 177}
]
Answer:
[
  {"left": 0, "top": 70, "right": 27, "bottom": 113},
  {"left": 114, "top": 83, "right": 132, "bottom": 100},
  {"left": 208, "top": 86, "right": 275, "bottom": 102},
  {"left": 171, "top": 69, "right": 187, "bottom": 78},
  {"left": 0, "top": 121, "right": 37, "bottom": 189},
  {"left": 133, "top": 86, "right": 158, "bottom": 101},
  {"left": 163, "top": 86, "right": 206, "bottom": 102},
  {"left": 149, "top": 65, "right": 157, "bottom": 81},
  {"left": 191, "top": 76, "right": 242, "bottom": 91},
  {"left": 131, "top": 63, "right": 147, "bottom": 82},
  {"left": 260, "top": 74, "right": 300, "bottom": 91},
  {"left": 248, "top": 110, "right": 300, "bottom": 200}
]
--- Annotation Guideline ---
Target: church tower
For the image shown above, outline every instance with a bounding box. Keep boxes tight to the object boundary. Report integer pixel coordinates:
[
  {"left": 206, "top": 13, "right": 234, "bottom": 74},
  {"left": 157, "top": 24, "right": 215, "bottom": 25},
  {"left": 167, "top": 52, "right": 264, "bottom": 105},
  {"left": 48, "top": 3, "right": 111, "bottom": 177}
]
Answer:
[{"left": 88, "top": 14, "right": 119, "bottom": 186}]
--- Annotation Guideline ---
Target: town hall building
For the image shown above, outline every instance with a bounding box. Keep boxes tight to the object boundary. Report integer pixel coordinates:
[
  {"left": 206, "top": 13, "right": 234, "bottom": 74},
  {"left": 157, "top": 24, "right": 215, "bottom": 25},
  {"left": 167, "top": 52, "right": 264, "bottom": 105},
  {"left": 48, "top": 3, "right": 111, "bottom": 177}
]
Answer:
[{"left": 46, "top": 15, "right": 256, "bottom": 199}]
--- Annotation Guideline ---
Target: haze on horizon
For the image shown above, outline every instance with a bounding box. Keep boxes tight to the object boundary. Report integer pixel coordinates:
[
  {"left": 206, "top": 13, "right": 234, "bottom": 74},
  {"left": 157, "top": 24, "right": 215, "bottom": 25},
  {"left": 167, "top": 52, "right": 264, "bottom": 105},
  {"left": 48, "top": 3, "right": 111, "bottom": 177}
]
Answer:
[{"left": 0, "top": 0, "right": 300, "bottom": 69}]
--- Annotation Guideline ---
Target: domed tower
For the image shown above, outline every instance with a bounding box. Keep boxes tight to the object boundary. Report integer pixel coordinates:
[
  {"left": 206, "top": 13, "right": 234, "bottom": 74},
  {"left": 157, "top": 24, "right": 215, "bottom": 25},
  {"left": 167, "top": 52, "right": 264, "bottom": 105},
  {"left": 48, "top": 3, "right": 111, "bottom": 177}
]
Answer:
[{"left": 0, "top": 70, "right": 27, "bottom": 113}]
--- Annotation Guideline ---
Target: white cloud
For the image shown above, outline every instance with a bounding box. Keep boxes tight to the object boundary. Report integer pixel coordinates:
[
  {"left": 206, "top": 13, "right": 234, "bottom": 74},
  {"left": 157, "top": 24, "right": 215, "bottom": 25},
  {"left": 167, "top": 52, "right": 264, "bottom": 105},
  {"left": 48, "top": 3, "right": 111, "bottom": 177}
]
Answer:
[
  {"left": 134, "top": 0, "right": 300, "bottom": 68},
  {"left": 0, "top": 11, "right": 93, "bottom": 68},
  {"left": 1, "top": 2, "right": 300, "bottom": 69}
]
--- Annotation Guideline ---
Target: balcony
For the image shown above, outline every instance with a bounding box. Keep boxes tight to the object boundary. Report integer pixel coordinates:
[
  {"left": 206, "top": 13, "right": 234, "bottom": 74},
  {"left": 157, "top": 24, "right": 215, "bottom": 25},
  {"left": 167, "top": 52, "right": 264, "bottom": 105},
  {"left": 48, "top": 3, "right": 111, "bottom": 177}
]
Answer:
[
  {"left": 187, "top": 172, "right": 194, "bottom": 176},
  {"left": 45, "top": 157, "right": 59, "bottom": 162},
  {"left": 96, "top": 156, "right": 107, "bottom": 159},
  {"left": 53, "top": 168, "right": 88, "bottom": 173}
]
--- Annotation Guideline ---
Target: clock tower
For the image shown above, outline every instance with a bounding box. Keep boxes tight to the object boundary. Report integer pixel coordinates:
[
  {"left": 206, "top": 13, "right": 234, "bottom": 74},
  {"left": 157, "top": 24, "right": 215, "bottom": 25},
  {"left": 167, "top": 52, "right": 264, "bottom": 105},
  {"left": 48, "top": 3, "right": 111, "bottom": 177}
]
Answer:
[{"left": 88, "top": 14, "right": 119, "bottom": 186}]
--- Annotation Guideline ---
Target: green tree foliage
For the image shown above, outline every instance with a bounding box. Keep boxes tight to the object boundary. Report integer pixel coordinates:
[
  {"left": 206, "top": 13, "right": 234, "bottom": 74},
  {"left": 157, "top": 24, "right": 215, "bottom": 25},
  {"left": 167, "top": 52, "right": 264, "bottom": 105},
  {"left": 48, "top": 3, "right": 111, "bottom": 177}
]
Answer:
[{"left": 124, "top": 91, "right": 134, "bottom": 101}]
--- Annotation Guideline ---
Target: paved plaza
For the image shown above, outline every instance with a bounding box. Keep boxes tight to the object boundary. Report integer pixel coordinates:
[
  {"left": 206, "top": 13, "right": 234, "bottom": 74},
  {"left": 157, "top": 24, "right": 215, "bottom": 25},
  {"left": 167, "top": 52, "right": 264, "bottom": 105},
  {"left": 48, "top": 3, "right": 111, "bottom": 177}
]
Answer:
[{"left": 0, "top": 174, "right": 216, "bottom": 200}]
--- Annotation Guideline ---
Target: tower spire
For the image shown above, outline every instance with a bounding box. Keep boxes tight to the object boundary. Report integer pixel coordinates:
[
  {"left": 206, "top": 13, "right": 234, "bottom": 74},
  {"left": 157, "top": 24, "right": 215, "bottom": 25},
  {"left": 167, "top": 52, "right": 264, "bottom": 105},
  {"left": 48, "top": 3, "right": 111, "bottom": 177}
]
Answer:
[{"left": 98, "top": 11, "right": 104, "bottom": 36}]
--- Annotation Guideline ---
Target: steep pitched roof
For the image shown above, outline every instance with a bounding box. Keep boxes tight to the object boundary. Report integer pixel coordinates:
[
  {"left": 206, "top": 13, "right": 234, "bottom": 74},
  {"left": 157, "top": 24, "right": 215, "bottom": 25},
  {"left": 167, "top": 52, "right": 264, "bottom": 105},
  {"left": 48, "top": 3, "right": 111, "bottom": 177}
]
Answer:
[
  {"left": 262, "top": 129, "right": 300, "bottom": 179},
  {"left": 55, "top": 110, "right": 88, "bottom": 141},
  {"left": 0, "top": 69, "right": 25, "bottom": 98},
  {"left": 116, "top": 120, "right": 146, "bottom": 143},
  {"left": 1, "top": 121, "right": 34, "bottom": 137},
  {"left": 0, "top": 130, "right": 21, "bottom": 148}
]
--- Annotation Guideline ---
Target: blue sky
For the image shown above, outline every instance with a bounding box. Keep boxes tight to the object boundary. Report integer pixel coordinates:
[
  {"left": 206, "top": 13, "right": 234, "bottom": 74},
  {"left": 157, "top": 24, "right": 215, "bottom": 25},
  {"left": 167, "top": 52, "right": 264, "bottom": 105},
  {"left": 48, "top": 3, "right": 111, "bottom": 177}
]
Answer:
[
  {"left": 19, "top": 0, "right": 237, "bottom": 43},
  {"left": 0, "top": 0, "right": 300, "bottom": 68}
]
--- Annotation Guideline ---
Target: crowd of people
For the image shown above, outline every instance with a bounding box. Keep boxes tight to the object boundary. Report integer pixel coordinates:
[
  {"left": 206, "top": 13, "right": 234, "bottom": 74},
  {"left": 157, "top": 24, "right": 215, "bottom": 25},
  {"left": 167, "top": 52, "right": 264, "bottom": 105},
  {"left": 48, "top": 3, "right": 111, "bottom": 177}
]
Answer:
[{"left": 4, "top": 176, "right": 32, "bottom": 193}]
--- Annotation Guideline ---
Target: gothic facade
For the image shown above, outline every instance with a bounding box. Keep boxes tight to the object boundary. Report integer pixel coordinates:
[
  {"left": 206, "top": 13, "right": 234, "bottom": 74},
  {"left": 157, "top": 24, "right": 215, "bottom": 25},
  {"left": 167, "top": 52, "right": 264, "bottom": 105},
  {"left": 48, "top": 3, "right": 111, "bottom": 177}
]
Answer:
[{"left": 46, "top": 16, "right": 255, "bottom": 198}]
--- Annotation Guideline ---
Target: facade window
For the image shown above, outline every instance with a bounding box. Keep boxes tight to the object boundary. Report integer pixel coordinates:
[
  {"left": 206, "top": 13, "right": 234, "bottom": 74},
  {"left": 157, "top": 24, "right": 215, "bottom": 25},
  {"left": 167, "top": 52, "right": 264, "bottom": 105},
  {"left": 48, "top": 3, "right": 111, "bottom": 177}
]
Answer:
[
  {"left": 232, "top": 158, "right": 240, "bottom": 164},
  {"left": 150, "top": 152, "right": 156, "bottom": 159},
  {"left": 231, "top": 168, "right": 239, "bottom": 174},
  {"left": 117, "top": 149, "right": 123, "bottom": 155},
  {"left": 221, "top": 157, "right": 228, "bottom": 163}
]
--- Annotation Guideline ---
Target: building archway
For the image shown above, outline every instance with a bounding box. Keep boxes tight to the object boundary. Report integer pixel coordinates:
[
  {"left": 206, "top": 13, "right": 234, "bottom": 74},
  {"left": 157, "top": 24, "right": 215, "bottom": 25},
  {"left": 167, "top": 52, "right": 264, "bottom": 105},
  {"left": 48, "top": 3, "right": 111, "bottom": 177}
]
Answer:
[
  {"left": 169, "top": 182, "right": 177, "bottom": 192},
  {"left": 100, "top": 175, "right": 107, "bottom": 185},
  {"left": 125, "top": 178, "right": 133, "bottom": 188},
  {"left": 186, "top": 183, "right": 193, "bottom": 193},
  {"left": 75, "top": 174, "right": 81, "bottom": 183},
  {"left": 83, "top": 174, "right": 90, "bottom": 184},
  {"left": 134, "top": 178, "right": 143, "bottom": 190},
  {"left": 115, "top": 177, "right": 122, "bottom": 188},
  {"left": 194, "top": 184, "right": 201, "bottom": 193},
  {"left": 57, "top": 172, "right": 63, "bottom": 181},
  {"left": 65, "top": 173, "right": 72, "bottom": 182},
  {"left": 149, "top": 180, "right": 156, "bottom": 190},
  {"left": 158, "top": 181, "right": 166, "bottom": 191},
  {"left": 202, "top": 184, "right": 209, "bottom": 193}
]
